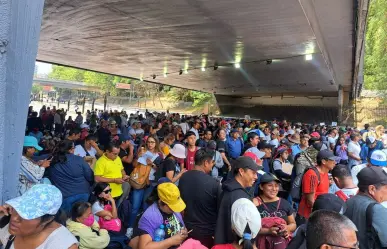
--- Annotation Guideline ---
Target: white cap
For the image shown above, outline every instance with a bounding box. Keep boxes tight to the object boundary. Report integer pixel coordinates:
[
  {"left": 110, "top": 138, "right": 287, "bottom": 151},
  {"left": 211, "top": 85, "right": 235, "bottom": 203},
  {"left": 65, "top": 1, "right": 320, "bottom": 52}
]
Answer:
[
  {"left": 370, "top": 150, "right": 387, "bottom": 167},
  {"left": 367, "top": 136, "right": 376, "bottom": 144},
  {"left": 170, "top": 144, "right": 187, "bottom": 159},
  {"left": 231, "top": 198, "right": 261, "bottom": 240},
  {"left": 287, "top": 129, "right": 295, "bottom": 135}
]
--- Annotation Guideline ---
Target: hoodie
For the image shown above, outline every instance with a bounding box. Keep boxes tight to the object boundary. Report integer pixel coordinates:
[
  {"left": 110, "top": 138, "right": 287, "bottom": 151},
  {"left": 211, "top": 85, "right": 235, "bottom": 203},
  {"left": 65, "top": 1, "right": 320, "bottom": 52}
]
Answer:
[
  {"left": 66, "top": 220, "right": 110, "bottom": 249},
  {"left": 214, "top": 178, "right": 252, "bottom": 245}
]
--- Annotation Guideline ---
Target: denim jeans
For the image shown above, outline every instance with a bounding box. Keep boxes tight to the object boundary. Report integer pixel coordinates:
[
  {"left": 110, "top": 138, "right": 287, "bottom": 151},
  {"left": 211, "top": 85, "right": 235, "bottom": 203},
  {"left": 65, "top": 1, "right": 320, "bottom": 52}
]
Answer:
[
  {"left": 61, "top": 193, "right": 89, "bottom": 214},
  {"left": 129, "top": 185, "right": 154, "bottom": 228}
]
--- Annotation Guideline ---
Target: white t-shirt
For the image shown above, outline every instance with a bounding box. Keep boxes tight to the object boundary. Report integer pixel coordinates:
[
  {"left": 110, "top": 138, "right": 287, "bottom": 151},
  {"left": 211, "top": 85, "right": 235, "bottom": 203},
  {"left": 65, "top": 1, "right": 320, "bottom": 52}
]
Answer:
[
  {"left": 92, "top": 201, "right": 105, "bottom": 222},
  {"left": 179, "top": 123, "right": 190, "bottom": 134},
  {"left": 348, "top": 141, "right": 361, "bottom": 157},
  {"left": 74, "top": 144, "right": 97, "bottom": 158},
  {"left": 0, "top": 225, "right": 78, "bottom": 249},
  {"left": 269, "top": 139, "right": 279, "bottom": 148},
  {"left": 135, "top": 128, "right": 144, "bottom": 135},
  {"left": 328, "top": 136, "right": 336, "bottom": 147},
  {"left": 351, "top": 163, "right": 367, "bottom": 186}
]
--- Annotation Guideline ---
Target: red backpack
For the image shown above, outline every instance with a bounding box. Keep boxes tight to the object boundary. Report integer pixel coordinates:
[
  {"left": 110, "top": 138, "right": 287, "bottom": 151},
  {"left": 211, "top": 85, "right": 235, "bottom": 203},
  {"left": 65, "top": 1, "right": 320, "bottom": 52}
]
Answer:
[{"left": 256, "top": 198, "right": 290, "bottom": 249}]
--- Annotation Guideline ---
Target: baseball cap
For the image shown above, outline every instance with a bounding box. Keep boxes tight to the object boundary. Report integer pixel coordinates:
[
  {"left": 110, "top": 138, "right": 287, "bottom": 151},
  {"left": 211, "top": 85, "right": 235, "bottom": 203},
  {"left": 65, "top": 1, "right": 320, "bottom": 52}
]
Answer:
[
  {"left": 357, "top": 166, "right": 387, "bottom": 187},
  {"left": 312, "top": 193, "right": 346, "bottom": 213},
  {"left": 370, "top": 150, "right": 387, "bottom": 166},
  {"left": 258, "top": 142, "right": 275, "bottom": 150},
  {"left": 366, "top": 136, "right": 376, "bottom": 145},
  {"left": 234, "top": 156, "right": 262, "bottom": 172},
  {"left": 310, "top": 132, "right": 321, "bottom": 139},
  {"left": 207, "top": 140, "right": 217, "bottom": 150},
  {"left": 243, "top": 152, "right": 264, "bottom": 167},
  {"left": 260, "top": 173, "right": 281, "bottom": 184},
  {"left": 230, "top": 129, "right": 239, "bottom": 134},
  {"left": 23, "top": 136, "right": 43, "bottom": 151},
  {"left": 6, "top": 184, "right": 62, "bottom": 220},
  {"left": 157, "top": 183, "right": 186, "bottom": 213},
  {"left": 231, "top": 198, "right": 261, "bottom": 239},
  {"left": 317, "top": 150, "right": 340, "bottom": 162}
]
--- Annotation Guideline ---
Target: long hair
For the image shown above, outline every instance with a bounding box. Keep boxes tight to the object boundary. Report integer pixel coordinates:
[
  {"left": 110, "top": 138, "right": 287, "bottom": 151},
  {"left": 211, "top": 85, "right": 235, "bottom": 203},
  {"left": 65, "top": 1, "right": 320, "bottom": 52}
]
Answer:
[
  {"left": 241, "top": 224, "right": 254, "bottom": 249},
  {"left": 51, "top": 140, "right": 74, "bottom": 165},
  {"left": 89, "top": 182, "right": 110, "bottom": 205},
  {"left": 146, "top": 134, "right": 161, "bottom": 153}
]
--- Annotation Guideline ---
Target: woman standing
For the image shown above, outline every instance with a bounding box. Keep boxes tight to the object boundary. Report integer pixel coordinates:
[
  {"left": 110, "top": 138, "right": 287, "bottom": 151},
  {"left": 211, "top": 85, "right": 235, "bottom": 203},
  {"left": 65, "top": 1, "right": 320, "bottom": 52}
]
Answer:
[
  {"left": 254, "top": 173, "right": 296, "bottom": 247},
  {"left": 18, "top": 136, "right": 51, "bottom": 196},
  {"left": 160, "top": 133, "right": 175, "bottom": 158},
  {"left": 48, "top": 139, "right": 94, "bottom": 213},
  {"left": 335, "top": 135, "right": 348, "bottom": 165},
  {"left": 129, "top": 135, "right": 163, "bottom": 231}
]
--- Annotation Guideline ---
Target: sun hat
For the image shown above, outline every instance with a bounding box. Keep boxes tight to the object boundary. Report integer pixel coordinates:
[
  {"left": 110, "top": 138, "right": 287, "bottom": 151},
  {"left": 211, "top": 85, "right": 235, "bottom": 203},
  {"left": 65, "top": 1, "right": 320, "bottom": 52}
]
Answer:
[
  {"left": 157, "top": 183, "right": 186, "bottom": 213},
  {"left": 170, "top": 144, "right": 187, "bottom": 159},
  {"left": 287, "top": 130, "right": 295, "bottom": 136},
  {"left": 23, "top": 136, "right": 43, "bottom": 151},
  {"left": 80, "top": 123, "right": 90, "bottom": 129},
  {"left": 231, "top": 198, "right": 261, "bottom": 240},
  {"left": 6, "top": 184, "right": 62, "bottom": 220},
  {"left": 370, "top": 150, "right": 387, "bottom": 167},
  {"left": 288, "top": 134, "right": 301, "bottom": 144},
  {"left": 244, "top": 127, "right": 251, "bottom": 132}
]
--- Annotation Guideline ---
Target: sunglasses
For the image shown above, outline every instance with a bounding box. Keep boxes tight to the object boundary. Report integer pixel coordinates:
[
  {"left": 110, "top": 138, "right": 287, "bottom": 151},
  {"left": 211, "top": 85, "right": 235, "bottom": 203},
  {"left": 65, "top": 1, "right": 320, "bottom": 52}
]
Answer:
[
  {"left": 147, "top": 141, "right": 156, "bottom": 144},
  {"left": 103, "top": 189, "right": 112, "bottom": 194}
]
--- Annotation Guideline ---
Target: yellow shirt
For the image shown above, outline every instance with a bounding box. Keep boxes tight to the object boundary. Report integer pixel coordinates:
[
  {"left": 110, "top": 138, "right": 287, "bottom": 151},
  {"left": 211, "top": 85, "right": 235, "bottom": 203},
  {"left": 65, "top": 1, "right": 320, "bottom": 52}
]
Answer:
[
  {"left": 94, "top": 154, "right": 124, "bottom": 198},
  {"left": 161, "top": 145, "right": 170, "bottom": 158}
]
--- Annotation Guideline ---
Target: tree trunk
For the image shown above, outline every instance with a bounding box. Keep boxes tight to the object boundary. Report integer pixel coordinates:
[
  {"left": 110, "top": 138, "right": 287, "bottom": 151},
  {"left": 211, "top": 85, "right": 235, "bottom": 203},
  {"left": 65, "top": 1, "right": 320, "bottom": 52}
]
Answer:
[
  {"left": 104, "top": 94, "right": 107, "bottom": 111},
  {"left": 82, "top": 96, "right": 86, "bottom": 113},
  {"left": 91, "top": 99, "right": 95, "bottom": 111},
  {"left": 67, "top": 100, "right": 70, "bottom": 112}
]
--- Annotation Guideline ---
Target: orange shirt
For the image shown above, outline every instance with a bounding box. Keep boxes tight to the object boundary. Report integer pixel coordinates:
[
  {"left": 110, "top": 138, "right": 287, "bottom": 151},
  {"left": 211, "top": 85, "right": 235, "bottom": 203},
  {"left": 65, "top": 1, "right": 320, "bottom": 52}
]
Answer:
[{"left": 297, "top": 169, "right": 329, "bottom": 219}]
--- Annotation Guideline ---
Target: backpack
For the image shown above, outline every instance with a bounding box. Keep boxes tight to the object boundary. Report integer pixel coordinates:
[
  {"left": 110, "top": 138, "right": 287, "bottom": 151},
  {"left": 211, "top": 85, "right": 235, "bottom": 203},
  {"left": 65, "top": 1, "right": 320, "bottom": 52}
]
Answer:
[
  {"left": 118, "top": 199, "right": 131, "bottom": 231},
  {"left": 256, "top": 198, "right": 289, "bottom": 249},
  {"left": 129, "top": 163, "right": 151, "bottom": 189},
  {"left": 366, "top": 202, "right": 385, "bottom": 249},
  {"left": 290, "top": 167, "right": 320, "bottom": 203}
]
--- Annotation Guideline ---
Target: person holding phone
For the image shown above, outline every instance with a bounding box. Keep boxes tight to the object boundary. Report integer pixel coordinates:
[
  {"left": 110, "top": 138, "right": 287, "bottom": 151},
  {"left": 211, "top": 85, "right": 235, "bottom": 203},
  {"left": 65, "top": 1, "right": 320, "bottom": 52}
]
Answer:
[{"left": 18, "top": 136, "right": 52, "bottom": 196}]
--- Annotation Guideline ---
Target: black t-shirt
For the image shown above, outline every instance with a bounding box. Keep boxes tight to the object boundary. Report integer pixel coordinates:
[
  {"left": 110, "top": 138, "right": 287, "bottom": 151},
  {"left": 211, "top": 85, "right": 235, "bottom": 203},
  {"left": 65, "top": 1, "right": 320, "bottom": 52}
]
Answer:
[
  {"left": 178, "top": 170, "right": 222, "bottom": 237},
  {"left": 257, "top": 197, "right": 293, "bottom": 222},
  {"left": 119, "top": 147, "right": 133, "bottom": 175},
  {"left": 163, "top": 157, "right": 178, "bottom": 177},
  {"left": 216, "top": 140, "right": 228, "bottom": 155}
]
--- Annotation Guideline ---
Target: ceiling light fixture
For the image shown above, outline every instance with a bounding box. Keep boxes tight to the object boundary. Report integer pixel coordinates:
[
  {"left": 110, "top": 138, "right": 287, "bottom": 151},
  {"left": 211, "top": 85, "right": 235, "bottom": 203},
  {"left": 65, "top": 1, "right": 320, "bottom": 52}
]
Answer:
[
  {"left": 179, "top": 69, "right": 183, "bottom": 75},
  {"left": 305, "top": 54, "right": 313, "bottom": 61},
  {"left": 201, "top": 67, "right": 206, "bottom": 72},
  {"left": 184, "top": 69, "right": 188, "bottom": 74},
  {"left": 152, "top": 75, "right": 156, "bottom": 79},
  {"left": 214, "top": 63, "right": 218, "bottom": 70},
  {"left": 234, "top": 63, "right": 241, "bottom": 69},
  {"left": 266, "top": 59, "right": 272, "bottom": 65},
  {"left": 163, "top": 73, "right": 167, "bottom": 78}
]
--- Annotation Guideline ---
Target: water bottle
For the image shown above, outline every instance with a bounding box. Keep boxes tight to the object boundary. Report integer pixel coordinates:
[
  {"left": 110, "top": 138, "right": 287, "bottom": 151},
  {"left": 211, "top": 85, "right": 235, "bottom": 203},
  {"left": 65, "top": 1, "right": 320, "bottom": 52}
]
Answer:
[{"left": 154, "top": 225, "right": 165, "bottom": 242}]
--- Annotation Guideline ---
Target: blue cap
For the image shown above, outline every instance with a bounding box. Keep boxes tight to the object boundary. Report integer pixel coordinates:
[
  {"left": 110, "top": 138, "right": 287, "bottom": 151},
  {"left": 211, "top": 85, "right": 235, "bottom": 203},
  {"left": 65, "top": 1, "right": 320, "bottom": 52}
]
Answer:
[
  {"left": 23, "top": 136, "right": 43, "bottom": 151},
  {"left": 6, "top": 184, "right": 62, "bottom": 220}
]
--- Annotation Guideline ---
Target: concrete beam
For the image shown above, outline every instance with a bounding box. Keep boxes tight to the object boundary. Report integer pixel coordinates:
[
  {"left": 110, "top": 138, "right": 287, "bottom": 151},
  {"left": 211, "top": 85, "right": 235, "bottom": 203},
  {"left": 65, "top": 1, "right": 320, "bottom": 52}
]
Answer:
[{"left": 0, "top": 0, "right": 45, "bottom": 202}]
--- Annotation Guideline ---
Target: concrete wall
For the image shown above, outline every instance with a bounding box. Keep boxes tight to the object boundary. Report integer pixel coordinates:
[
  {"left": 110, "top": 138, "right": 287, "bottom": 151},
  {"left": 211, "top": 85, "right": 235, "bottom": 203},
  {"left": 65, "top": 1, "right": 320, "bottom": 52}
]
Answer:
[{"left": 0, "top": 0, "right": 45, "bottom": 202}]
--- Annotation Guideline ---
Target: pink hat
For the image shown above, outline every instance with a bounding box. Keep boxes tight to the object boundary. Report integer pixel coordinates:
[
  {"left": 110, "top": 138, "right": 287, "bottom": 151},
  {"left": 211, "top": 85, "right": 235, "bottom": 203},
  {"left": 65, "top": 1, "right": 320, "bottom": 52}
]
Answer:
[
  {"left": 177, "top": 239, "right": 208, "bottom": 249},
  {"left": 310, "top": 132, "right": 321, "bottom": 139}
]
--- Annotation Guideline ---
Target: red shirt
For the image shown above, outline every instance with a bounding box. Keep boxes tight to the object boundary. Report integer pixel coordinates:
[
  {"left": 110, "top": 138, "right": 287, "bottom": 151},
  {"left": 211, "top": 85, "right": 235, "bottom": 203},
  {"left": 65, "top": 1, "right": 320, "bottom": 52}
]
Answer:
[
  {"left": 297, "top": 169, "right": 329, "bottom": 218},
  {"left": 185, "top": 147, "right": 198, "bottom": 170}
]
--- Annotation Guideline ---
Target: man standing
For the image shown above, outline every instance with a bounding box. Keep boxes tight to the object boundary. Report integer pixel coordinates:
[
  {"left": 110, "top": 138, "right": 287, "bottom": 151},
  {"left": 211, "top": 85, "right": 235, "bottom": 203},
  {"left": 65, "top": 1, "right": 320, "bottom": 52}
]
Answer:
[
  {"left": 345, "top": 166, "right": 387, "bottom": 249},
  {"left": 306, "top": 210, "right": 358, "bottom": 249},
  {"left": 185, "top": 131, "right": 199, "bottom": 171},
  {"left": 226, "top": 129, "right": 244, "bottom": 160},
  {"left": 258, "top": 142, "right": 275, "bottom": 173},
  {"left": 351, "top": 150, "right": 387, "bottom": 186},
  {"left": 94, "top": 143, "right": 130, "bottom": 205},
  {"left": 197, "top": 129, "right": 212, "bottom": 148},
  {"left": 189, "top": 119, "right": 201, "bottom": 140},
  {"left": 296, "top": 150, "right": 338, "bottom": 225},
  {"left": 330, "top": 164, "right": 359, "bottom": 200},
  {"left": 214, "top": 156, "right": 260, "bottom": 245},
  {"left": 97, "top": 120, "right": 111, "bottom": 150},
  {"left": 118, "top": 135, "right": 135, "bottom": 175},
  {"left": 179, "top": 149, "right": 222, "bottom": 248}
]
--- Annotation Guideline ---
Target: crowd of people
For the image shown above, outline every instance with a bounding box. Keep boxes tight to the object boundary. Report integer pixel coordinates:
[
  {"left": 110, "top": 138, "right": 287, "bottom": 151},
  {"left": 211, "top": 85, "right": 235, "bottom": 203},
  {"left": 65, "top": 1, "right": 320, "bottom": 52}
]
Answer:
[{"left": 1, "top": 106, "right": 387, "bottom": 249}]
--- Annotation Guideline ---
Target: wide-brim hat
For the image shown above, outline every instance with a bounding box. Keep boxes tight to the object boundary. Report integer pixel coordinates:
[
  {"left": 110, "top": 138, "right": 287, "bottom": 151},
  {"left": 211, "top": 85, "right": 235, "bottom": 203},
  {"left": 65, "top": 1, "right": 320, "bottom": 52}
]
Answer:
[{"left": 170, "top": 144, "right": 186, "bottom": 159}]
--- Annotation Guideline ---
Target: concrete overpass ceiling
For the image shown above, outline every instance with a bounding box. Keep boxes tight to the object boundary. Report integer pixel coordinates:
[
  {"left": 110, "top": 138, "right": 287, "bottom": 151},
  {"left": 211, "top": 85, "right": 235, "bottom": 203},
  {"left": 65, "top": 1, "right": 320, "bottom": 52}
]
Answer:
[{"left": 38, "top": 0, "right": 355, "bottom": 96}]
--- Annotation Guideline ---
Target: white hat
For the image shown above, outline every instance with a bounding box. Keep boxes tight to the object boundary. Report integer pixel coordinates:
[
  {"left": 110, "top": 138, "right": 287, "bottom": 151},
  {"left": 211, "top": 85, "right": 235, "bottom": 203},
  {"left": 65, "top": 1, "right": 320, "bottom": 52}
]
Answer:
[
  {"left": 370, "top": 150, "right": 387, "bottom": 167},
  {"left": 287, "top": 129, "right": 295, "bottom": 135},
  {"left": 80, "top": 123, "right": 89, "bottom": 129},
  {"left": 231, "top": 198, "right": 261, "bottom": 240},
  {"left": 170, "top": 144, "right": 187, "bottom": 159}
]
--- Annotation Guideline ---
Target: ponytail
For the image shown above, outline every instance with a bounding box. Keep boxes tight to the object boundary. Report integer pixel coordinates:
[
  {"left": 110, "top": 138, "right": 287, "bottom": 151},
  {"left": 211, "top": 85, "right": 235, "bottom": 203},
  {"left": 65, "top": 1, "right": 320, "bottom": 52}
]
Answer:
[{"left": 240, "top": 224, "right": 254, "bottom": 249}]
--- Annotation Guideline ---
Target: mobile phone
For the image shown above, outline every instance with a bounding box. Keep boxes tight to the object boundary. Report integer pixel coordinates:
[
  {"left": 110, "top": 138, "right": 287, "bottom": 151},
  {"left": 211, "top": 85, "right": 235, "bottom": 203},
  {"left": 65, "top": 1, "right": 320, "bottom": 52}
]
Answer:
[{"left": 0, "top": 215, "right": 10, "bottom": 229}]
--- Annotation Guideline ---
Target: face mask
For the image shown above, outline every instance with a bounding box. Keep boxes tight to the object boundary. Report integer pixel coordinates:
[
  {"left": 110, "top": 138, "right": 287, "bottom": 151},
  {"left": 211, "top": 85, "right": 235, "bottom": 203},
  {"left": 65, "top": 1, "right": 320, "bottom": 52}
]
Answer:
[{"left": 82, "top": 214, "right": 94, "bottom": 227}]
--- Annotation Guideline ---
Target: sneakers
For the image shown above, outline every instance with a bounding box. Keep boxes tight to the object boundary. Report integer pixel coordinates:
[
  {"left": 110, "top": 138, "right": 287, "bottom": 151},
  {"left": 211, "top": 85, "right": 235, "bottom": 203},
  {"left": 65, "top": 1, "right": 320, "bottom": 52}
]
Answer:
[{"left": 126, "top": 228, "right": 133, "bottom": 239}]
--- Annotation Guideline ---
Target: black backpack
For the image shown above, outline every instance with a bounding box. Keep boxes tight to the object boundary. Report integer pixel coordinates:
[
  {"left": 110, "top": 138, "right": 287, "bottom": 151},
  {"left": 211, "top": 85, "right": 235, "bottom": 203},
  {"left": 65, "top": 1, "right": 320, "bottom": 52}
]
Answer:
[{"left": 290, "top": 167, "right": 320, "bottom": 203}]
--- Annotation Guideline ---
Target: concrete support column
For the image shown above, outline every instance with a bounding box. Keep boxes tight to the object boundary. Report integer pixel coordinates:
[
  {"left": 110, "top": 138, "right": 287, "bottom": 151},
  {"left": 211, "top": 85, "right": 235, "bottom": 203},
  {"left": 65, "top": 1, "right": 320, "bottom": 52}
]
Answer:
[
  {"left": 338, "top": 85, "right": 344, "bottom": 124},
  {"left": 0, "top": 0, "right": 45, "bottom": 202}
]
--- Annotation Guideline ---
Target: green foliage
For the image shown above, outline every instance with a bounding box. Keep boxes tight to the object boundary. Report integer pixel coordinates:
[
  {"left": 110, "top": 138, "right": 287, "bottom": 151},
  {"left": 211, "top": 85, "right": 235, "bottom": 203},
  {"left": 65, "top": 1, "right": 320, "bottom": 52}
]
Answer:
[
  {"left": 31, "top": 84, "right": 43, "bottom": 94},
  {"left": 364, "top": 0, "right": 387, "bottom": 90}
]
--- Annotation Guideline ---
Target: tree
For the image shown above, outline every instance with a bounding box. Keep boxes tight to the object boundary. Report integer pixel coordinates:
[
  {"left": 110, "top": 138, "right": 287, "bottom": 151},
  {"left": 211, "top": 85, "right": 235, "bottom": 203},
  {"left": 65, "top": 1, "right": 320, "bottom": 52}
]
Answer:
[{"left": 364, "top": 0, "right": 387, "bottom": 90}]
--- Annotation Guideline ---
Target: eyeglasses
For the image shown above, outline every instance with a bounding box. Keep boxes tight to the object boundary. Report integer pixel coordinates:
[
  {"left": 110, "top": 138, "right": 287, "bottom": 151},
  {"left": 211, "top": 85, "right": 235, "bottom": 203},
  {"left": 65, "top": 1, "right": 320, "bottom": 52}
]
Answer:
[
  {"left": 319, "top": 241, "right": 359, "bottom": 249},
  {"left": 103, "top": 189, "right": 112, "bottom": 194},
  {"left": 147, "top": 141, "right": 156, "bottom": 144}
]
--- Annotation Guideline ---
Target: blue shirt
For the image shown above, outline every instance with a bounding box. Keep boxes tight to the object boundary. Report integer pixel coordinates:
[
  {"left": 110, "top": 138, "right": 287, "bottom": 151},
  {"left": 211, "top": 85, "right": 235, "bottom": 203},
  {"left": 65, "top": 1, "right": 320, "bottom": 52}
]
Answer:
[
  {"left": 48, "top": 154, "right": 94, "bottom": 198},
  {"left": 291, "top": 144, "right": 304, "bottom": 158},
  {"left": 227, "top": 138, "right": 243, "bottom": 159}
]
